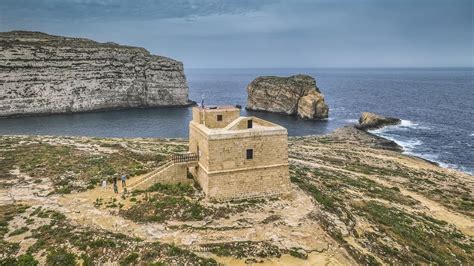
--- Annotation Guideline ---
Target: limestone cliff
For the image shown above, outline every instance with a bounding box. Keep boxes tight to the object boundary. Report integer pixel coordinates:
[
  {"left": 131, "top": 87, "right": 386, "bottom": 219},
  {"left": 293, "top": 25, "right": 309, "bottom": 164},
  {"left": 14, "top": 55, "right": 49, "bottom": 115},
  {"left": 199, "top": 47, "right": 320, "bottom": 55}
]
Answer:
[
  {"left": 246, "top": 74, "right": 328, "bottom": 120},
  {"left": 356, "top": 112, "right": 401, "bottom": 130},
  {"left": 0, "top": 31, "right": 190, "bottom": 117}
]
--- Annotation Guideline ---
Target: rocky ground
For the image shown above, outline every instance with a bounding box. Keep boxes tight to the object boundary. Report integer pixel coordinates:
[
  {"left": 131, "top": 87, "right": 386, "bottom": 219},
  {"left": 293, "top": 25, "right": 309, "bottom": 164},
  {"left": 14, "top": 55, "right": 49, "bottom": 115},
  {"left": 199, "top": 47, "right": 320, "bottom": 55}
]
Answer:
[{"left": 0, "top": 128, "right": 472, "bottom": 265}]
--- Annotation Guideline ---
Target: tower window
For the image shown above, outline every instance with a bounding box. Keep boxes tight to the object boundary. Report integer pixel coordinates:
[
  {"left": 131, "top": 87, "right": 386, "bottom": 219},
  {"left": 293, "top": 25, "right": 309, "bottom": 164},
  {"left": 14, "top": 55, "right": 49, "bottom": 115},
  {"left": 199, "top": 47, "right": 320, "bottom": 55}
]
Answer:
[
  {"left": 246, "top": 149, "right": 253, "bottom": 160},
  {"left": 217, "top": 114, "right": 223, "bottom": 121},
  {"left": 247, "top": 119, "right": 253, "bottom": 128}
]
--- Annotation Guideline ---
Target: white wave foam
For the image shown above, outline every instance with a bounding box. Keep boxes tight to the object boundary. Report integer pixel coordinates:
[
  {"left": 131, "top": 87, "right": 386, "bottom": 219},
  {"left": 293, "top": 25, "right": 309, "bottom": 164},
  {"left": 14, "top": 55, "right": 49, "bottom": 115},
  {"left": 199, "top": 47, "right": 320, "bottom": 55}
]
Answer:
[
  {"left": 382, "top": 136, "right": 422, "bottom": 151},
  {"left": 344, "top": 119, "right": 358, "bottom": 123},
  {"left": 396, "top": 139, "right": 423, "bottom": 151},
  {"left": 399, "top": 120, "right": 432, "bottom": 130},
  {"left": 370, "top": 122, "right": 472, "bottom": 175},
  {"left": 369, "top": 119, "right": 430, "bottom": 134},
  {"left": 399, "top": 119, "right": 417, "bottom": 128},
  {"left": 368, "top": 121, "right": 423, "bottom": 153},
  {"left": 408, "top": 152, "right": 474, "bottom": 175},
  {"left": 407, "top": 151, "right": 439, "bottom": 161}
]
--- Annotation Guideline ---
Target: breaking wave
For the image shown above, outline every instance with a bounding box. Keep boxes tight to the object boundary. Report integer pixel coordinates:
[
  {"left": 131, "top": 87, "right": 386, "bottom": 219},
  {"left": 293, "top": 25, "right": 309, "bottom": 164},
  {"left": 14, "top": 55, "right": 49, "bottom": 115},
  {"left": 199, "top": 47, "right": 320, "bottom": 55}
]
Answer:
[{"left": 344, "top": 119, "right": 358, "bottom": 123}]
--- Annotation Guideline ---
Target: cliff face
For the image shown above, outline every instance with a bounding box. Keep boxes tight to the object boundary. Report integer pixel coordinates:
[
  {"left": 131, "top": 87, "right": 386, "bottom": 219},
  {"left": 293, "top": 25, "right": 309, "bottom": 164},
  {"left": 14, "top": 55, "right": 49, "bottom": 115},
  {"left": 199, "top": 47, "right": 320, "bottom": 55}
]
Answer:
[
  {"left": 0, "top": 31, "right": 190, "bottom": 117},
  {"left": 246, "top": 74, "right": 328, "bottom": 120}
]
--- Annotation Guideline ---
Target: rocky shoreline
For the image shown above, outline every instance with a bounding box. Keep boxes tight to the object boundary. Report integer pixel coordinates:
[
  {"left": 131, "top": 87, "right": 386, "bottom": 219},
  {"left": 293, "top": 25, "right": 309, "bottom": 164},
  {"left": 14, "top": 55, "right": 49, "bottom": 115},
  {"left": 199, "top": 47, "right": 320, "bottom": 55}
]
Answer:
[{"left": 0, "top": 100, "right": 197, "bottom": 119}]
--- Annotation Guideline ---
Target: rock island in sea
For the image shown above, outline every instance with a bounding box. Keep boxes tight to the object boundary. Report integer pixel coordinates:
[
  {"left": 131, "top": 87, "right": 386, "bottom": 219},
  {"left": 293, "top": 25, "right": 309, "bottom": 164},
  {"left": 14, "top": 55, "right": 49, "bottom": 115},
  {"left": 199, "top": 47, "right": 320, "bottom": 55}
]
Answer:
[{"left": 246, "top": 74, "right": 329, "bottom": 120}]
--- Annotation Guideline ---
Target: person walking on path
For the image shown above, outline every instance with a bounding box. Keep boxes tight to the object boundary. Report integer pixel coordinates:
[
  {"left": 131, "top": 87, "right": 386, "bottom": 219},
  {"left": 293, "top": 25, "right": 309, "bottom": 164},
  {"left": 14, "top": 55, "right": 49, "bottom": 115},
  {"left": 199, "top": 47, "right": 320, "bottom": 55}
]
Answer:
[
  {"left": 121, "top": 173, "right": 128, "bottom": 194},
  {"left": 101, "top": 179, "right": 107, "bottom": 190},
  {"left": 121, "top": 173, "right": 127, "bottom": 188},
  {"left": 113, "top": 176, "right": 118, "bottom": 194}
]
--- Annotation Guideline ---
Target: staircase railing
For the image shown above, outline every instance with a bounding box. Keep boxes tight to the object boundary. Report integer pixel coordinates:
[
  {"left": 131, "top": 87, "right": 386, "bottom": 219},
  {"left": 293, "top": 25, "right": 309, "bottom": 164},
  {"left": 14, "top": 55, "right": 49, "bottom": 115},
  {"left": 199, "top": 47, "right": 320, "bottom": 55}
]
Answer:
[{"left": 170, "top": 153, "right": 199, "bottom": 164}]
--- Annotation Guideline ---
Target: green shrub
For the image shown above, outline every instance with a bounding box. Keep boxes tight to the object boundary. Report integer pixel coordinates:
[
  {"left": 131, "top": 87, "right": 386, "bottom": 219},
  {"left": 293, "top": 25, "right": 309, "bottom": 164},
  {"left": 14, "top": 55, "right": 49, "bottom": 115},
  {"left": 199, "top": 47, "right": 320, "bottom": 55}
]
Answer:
[
  {"left": 45, "top": 249, "right": 76, "bottom": 266},
  {"left": 8, "top": 227, "right": 29, "bottom": 236},
  {"left": 147, "top": 183, "right": 193, "bottom": 195},
  {"left": 17, "top": 254, "right": 39, "bottom": 266},
  {"left": 89, "top": 239, "right": 116, "bottom": 248},
  {"left": 119, "top": 253, "right": 139, "bottom": 266},
  {"left": 0, "top": 257, "right": 17, "bottom": 266},
  {"left": 288, "top": 247, "right": 308, "bottom": 260},
  {"left": 80, "top": 254, "right": 93, "bottom": 266}
]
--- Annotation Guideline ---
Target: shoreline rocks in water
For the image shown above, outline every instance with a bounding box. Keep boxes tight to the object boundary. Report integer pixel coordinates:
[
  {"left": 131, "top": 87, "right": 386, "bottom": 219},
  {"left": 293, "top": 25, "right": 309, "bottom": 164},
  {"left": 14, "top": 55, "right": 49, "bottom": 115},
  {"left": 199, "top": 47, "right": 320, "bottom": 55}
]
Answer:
[
  {"left": 0, "top": 31, "right": 191, "bottom": 117},
  {"left": 356, "top": 112, "right": 401, "bottom": 130},
  {"left": 246, "top": 74, "right": 329, "bottom": 120}
]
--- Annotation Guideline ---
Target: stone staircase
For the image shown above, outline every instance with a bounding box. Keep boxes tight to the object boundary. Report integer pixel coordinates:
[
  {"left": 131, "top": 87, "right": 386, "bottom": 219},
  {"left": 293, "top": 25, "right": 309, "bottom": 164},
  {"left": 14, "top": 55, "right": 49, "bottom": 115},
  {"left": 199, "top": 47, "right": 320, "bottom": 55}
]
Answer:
[
  {"left": 127, "top": 161, "right": 173, "bottom": 191},
  {"left": 127, "top": 153, "right": 198, "bottom": 191}
]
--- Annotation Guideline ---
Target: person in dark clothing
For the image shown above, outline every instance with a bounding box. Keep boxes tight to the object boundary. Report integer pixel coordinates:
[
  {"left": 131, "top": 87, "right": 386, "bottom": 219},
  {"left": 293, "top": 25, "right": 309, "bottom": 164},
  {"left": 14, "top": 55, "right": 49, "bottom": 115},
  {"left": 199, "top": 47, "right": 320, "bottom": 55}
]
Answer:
[{"left": 113, "top": 177, "right": 118, "bottom": 194}]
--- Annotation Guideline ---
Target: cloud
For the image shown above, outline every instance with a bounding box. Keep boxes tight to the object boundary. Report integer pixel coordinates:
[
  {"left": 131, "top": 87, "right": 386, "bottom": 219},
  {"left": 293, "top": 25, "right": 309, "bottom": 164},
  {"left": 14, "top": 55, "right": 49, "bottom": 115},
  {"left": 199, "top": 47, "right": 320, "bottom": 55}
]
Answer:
[
  {"left": 0, "top": 0, "right": 472, "bottom": 67},
  {"left": 0, "top": 0, "right": 274, "bottom": 23}
]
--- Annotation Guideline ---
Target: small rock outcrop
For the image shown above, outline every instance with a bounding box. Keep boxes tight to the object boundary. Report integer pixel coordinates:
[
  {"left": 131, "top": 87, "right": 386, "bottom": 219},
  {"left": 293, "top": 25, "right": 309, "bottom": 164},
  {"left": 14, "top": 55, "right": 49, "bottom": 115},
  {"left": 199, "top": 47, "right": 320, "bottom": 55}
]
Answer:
[
  {"left": 0, "top": 31, "right": 190, "bottom": 117},
  {"left": 246, "top": 74, "right": 329, "bottom": 120},
  {"left": 356, "top": 112, "right": 401, "bottom": 130}
]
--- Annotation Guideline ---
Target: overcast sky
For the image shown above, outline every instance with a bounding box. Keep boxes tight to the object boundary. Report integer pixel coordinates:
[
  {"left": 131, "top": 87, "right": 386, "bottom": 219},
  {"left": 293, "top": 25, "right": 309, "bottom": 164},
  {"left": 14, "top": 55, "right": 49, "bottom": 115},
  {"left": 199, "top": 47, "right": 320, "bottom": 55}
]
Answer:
[{"left": 1, "top": 0, "right": 472, "bottom": 68}]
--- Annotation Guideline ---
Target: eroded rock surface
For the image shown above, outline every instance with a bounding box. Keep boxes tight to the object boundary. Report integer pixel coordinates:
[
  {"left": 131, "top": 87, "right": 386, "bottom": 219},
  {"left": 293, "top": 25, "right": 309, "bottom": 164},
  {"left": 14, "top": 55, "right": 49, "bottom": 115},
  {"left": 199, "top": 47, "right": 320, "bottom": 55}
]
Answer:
[
  {"left": 0, "top": 31, "right": 190, "bottom": 117},
  {"left": 246, "top": 74, "right": 329, "bottom": 120},
  {"left": 330, "top": 126, "right": 403, "bottom": 151},
  {"left": 356, "top": 112, "right": 401, "bottom": 130}
]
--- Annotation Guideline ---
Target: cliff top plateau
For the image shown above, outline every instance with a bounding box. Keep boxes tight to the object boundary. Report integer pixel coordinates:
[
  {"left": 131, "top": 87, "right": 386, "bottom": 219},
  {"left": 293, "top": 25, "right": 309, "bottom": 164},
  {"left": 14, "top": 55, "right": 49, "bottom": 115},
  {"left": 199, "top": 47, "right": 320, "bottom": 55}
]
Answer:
[{"left": 0, "top": 127, "right": 472, "bottom": 265}]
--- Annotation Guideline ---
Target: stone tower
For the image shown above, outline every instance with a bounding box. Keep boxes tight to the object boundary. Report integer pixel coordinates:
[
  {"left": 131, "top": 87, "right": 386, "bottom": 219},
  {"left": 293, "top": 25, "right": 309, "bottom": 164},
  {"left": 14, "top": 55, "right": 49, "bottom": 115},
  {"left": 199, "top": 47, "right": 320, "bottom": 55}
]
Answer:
[{"left": 188, "top": 105, "right": 291, "bottom": 201}]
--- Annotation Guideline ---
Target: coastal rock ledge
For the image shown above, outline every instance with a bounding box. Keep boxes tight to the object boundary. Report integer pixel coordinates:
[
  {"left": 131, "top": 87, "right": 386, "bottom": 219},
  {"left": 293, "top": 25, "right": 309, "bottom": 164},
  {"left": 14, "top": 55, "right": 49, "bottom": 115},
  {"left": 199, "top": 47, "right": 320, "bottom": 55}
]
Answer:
[
  {"left": 0, "top": 31, "right": 190, "bottom": 117},
  {"left": 357, "top": 112, "right": 401, "bottom": 130},
  {"left": 246, "top": 74, "right": 329, "bottom": 120}
]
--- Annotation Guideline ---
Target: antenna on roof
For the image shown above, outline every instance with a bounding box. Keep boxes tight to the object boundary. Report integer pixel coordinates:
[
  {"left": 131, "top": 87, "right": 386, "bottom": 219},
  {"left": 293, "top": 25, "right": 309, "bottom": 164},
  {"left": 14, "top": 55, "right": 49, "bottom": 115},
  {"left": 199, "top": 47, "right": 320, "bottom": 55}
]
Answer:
[{"left": 201, "top": 94, "right": 205, "bottom": 108}]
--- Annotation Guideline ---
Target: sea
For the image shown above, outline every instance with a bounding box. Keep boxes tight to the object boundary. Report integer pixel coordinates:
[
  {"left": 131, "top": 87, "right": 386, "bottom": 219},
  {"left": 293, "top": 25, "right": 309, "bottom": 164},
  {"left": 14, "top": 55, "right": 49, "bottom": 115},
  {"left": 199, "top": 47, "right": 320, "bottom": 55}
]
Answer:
[{"left": 0, "top": 68, "right": 472, "bottom": 175}]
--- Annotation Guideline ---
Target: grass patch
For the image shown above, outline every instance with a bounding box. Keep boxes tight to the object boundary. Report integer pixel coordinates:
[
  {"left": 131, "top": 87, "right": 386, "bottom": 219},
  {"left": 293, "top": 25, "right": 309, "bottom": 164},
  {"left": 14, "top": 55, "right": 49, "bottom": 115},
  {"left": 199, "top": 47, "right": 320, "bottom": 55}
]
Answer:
[
  {"left": 0, "top": 137, "right": 169, "bottom": 194},
  {"left": 201, "top": 241, "right": 281, "bottom": 259},
  {"left": 356, "top": 201, "right": 473, "bottom": 264},
  {"left": 0, "top": 204, "right": 29, "bottom": 259},
  {"left": 146, "top": 182, "right": 194, "bottom": 196},
  {"left": 121, "top": 195, "right": 210, "bottom": 223},
  {"left": 46, "top": 249, "right": 76, "bottom": 266},
  {"left": 8, "top": 226, "right": 29, "bottom": 236},
  {"left": 120, "top": 252, "right": 139, "bottom": 266}
]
